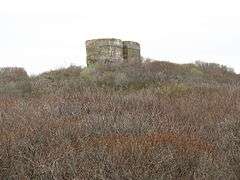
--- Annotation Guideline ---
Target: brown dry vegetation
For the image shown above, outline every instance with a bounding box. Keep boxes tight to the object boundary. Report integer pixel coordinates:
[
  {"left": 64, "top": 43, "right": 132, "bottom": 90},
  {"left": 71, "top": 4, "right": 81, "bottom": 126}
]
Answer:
[{"left": 0, "top": 61, "right": 240, "bottom": 179}]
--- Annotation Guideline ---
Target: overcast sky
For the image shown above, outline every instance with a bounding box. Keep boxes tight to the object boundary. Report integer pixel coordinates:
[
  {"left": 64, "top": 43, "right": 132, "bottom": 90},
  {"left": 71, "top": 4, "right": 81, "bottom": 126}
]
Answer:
[{"left": 0, "top": 0, "right": 240, "bottom": 74}]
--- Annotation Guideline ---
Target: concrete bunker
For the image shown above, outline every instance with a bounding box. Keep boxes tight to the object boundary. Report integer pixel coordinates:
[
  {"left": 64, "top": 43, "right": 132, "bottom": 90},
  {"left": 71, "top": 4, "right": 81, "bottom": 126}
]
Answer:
[{"left": 86, "top": 38, "right": 141, "bottom": 66}]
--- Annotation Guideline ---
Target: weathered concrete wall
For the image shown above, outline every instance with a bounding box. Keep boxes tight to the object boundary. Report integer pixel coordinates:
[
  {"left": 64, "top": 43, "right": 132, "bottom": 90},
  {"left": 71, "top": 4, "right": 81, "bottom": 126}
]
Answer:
[
  {"left": 86, "top": 38, "right": 141, "bottom": 66},
  {"left": 86, "top": 38, "right": 124, "bottom": 66},
  {"left": 123, "top": 41, "right": 141, "bottom": 64}
]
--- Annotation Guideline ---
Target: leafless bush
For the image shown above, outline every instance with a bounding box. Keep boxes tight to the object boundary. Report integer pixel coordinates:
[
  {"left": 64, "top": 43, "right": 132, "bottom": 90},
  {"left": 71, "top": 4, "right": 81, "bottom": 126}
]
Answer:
[
  {"left": 0, "top": 61, "right": 240, "bottom": 179},
  {"left": 0, "top": 67, "right": 31, "bottom": 96}
]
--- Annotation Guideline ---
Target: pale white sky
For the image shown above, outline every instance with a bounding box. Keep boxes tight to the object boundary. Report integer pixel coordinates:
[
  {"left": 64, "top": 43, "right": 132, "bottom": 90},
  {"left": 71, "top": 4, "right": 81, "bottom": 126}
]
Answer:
[{"left": 0, "top": 0, "right": 240, "bottom": 74}]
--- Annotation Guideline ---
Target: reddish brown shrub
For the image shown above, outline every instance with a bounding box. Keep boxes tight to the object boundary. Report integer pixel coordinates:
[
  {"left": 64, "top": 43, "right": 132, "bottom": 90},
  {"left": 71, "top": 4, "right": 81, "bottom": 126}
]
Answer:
[{"left": 0, "top": 62, "right": 240, "bottom": 179}]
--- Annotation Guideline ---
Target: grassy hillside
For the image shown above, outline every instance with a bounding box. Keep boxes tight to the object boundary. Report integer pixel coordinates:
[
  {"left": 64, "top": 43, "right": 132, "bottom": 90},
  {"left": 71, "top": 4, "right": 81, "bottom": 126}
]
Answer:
[{"left": 0, "top": 61, "right": 240, "bottom": 179}]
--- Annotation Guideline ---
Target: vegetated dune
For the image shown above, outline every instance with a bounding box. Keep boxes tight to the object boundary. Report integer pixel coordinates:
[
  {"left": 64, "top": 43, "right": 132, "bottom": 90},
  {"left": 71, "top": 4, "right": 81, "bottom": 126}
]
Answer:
[{"left": 0, "top": 60, "right": 240, "bottom": 179}]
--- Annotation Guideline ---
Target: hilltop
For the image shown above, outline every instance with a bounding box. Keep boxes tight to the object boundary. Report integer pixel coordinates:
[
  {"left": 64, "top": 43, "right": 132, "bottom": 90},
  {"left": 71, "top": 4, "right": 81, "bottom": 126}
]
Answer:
[{"left": 0, "top": 60, "right": 240, "bottom": 179}]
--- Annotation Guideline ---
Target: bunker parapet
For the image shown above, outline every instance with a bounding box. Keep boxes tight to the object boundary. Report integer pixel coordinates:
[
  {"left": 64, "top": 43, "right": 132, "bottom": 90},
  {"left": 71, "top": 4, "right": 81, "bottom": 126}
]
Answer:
[
  {"left": 123, "top": 41, "right": 141, "bottom": 64},
  {"left": 86, "top": 38, "right": 141, "bottom": 66},
  {"left": 86, "top": 39, "right": 124, "bottom": 66}
]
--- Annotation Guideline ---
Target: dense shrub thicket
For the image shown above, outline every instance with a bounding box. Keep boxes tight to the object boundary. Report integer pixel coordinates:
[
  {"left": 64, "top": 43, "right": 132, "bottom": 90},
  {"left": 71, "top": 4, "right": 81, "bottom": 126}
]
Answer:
[
  {"left": 0, "top": 60, "right": 240, "bottom": 179},
  {"left": 0, "top": 67, "right": 31, "bottom": 96}
]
